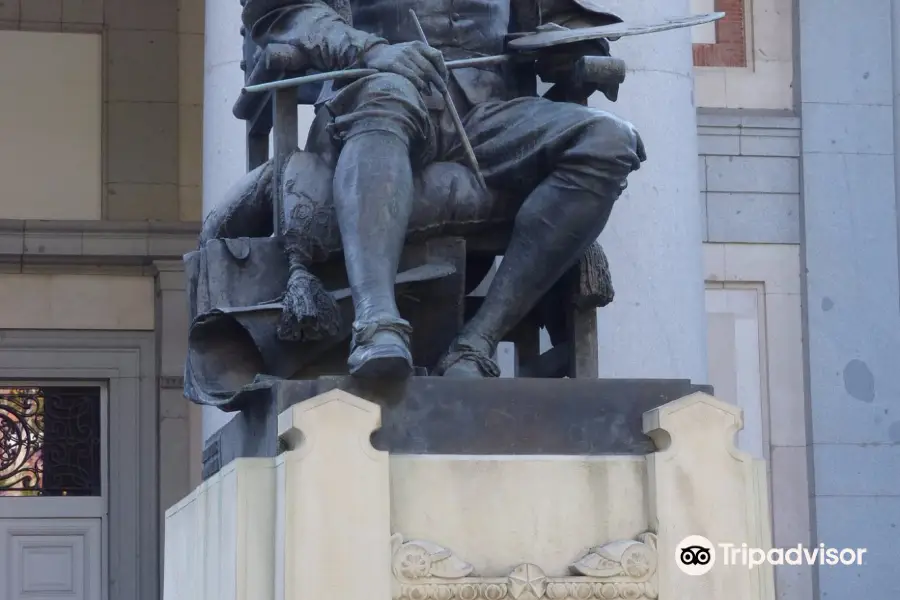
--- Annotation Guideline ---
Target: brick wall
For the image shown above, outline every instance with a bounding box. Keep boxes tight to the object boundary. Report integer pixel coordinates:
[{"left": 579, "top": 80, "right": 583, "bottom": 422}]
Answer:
[
  {"left": 693, "top": 0, "right": 747, "bottom": 67},
  {"left": 692, "top": 0, "right": 794, "bottom": 110}
]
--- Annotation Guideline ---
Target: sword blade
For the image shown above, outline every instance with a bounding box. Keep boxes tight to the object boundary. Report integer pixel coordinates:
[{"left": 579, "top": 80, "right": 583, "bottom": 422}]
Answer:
[
  {"left": 240, "top": 12, "right": 724, "bottom": 95},
  {"left": 507, "top": 12, "right": 726, "bottom": 50}
]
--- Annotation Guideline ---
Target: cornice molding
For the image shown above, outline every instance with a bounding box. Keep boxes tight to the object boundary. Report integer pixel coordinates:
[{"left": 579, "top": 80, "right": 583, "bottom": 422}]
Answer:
[{"left": 0, "top": 219, "right": 200, "bottom": 265}]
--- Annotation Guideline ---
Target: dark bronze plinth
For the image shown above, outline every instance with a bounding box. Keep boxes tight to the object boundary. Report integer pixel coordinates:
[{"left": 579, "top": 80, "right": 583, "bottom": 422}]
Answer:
[{"left": 202, "top": 377, "right": 712, "bottom": 479}]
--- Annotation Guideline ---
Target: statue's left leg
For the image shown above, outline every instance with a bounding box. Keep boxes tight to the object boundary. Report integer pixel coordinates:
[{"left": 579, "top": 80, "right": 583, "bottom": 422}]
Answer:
[{"left": 435, "top": 98, "right": 645, "bottom": 377}]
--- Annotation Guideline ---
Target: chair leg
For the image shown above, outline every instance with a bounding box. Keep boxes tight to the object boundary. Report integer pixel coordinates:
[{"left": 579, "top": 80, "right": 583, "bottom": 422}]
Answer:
[
  {"left": 567, "top": 307, "right": 599, "bottom": 378},
  {"left": 511, "top": 326, "right": 541, "bottom": 377},
  {"left": 399, "top": 237, "right": 468, "bottom": 372}
]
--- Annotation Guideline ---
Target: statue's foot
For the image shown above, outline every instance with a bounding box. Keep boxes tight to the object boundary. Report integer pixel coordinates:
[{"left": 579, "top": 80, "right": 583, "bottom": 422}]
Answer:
[
  {"left": 434, "top": 338, "right": 501, "bottom": 378},
  {"left": 347, "top": 317, "right": 414, "bottom": 379}
]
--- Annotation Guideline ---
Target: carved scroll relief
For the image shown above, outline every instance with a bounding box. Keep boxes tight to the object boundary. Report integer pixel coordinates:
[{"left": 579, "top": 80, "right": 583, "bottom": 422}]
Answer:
[{"left": 390, "top": 532, "right": 658, "bottom": 600}]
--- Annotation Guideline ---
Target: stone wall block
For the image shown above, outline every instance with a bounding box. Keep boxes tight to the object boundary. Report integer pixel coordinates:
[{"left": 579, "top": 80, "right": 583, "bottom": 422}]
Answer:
[
  {"left": 276, "top": 390, "right": 392, "bottom": 600},
  {"left": 163, "top": 458, "right": 277, "bottom": 600},
  {"left": 644, "top": 392, "right": 775, "bottom": 600}
]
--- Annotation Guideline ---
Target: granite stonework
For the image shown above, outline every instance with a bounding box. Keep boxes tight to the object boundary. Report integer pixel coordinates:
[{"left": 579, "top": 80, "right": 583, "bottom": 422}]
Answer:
[
  {"left": 797, "top": 0, "right": 900, "bottom": 597},
  {"left": 697, "top": 111, "right": 801, "bottom": 245},
  {"left": 165, "top": 389, "right": 775, "bottom": 600},
  {"left": 200, "top": 377, "right": 712, "bottom": 479}
]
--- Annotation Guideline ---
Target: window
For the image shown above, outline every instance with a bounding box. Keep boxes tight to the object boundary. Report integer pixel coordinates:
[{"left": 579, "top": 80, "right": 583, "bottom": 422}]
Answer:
[
  {"left": 0, "top": 31, "right": 102, "bottom": 219},
  {"left": 0, "top": 387, "right": 102, "bottom": 497}
]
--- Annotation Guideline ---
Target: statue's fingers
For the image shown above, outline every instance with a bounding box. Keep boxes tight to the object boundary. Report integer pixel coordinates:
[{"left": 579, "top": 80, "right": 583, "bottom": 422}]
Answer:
[
  {"left": 635, "top": 133, "right": 648, "bottom": 162},
  {"left": 263, "top": 43, "right": 306, "bottom": 71},
  {"left": 391, "top": 64, "right": 428, "bottom": 93},
  {"left": 407, "top": 50, "right": 447, "bottom": 92},
  {"left": 422, "top": 46, "right": 449, "bottom": 82},
  {"left": 243, "top": 55, "right": 279, "bottom": 87},
  {"left": 406, "top": 50, "right": 434, "bottom": 76}
]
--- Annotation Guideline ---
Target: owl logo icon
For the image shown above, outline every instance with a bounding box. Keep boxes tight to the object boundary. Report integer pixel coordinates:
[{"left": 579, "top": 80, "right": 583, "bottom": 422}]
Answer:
[{"left": 676, "top": 536, "right": 716, "bottom": 576}]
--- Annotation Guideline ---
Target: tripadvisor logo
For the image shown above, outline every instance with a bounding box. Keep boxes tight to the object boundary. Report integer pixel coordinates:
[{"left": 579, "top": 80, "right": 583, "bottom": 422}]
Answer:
[
  {"left": 676, "top": 536, "right": 716, "bottom": 576},
  {"left": 676, "top": 536, "right": 867, "bottom": 575}
]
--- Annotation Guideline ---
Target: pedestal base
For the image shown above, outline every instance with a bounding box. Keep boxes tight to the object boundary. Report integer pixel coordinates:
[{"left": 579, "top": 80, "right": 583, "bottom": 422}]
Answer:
[
  {"left": 167, "top": 388, "right": 775, "bottom": 600},
  {"left": 201, "top": 377, "right": 712, "bottom": 479}
]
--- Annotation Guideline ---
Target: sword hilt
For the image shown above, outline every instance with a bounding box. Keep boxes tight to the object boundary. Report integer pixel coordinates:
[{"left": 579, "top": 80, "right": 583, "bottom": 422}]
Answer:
[{"left": 573, "top": 56, "right": 627, "bottom": 88}]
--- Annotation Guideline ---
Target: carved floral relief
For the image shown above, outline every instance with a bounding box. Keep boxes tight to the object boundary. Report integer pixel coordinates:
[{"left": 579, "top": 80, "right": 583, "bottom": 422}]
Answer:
[{"left": 390, "top": 532, "right": 658, "bottom": 600}]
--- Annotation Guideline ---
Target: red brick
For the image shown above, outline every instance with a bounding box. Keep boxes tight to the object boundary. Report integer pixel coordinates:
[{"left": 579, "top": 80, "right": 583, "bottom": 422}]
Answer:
[{"left": 693, "top": 0, "right": 747, "bottom": 68}]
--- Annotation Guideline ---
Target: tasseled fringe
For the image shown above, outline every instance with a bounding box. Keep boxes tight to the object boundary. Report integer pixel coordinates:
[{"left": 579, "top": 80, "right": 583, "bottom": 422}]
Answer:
[{"left": 277, "top": 265, "right": 343, "bottom": 342}]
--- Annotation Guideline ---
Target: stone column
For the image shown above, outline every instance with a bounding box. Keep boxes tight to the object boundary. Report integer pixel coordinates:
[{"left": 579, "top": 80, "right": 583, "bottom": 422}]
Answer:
[
  {"left": 153, "top": 261, "right": 197, "bottom": 566},
  {"left": 797, "top": 0, "right": 900, "bottom": 596},
  {"left": 895, "top": 0, "right": 900, "bottom": 284},
  {"left": 201, "top": 0, "right": 246, "bottom": 441},
  {"left": 589, "top": 0, "right": 709, "bottom": 383},
  {"left": 203, "top": 0, "right": 246, "bottom": 211}
]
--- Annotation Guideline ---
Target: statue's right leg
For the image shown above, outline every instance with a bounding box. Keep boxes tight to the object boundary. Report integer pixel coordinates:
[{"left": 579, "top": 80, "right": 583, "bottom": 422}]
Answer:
[
  {"left": 324, "top": 73, "right": 436, "bottom": 378},
  {"left": 435, "top": 99, "right": 644, "bottom": 377}
]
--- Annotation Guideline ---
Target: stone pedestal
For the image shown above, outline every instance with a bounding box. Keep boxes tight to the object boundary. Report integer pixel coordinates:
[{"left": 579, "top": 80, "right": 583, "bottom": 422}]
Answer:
[{"left": 164, "top": 387, "right": 774, "bottom": 600}]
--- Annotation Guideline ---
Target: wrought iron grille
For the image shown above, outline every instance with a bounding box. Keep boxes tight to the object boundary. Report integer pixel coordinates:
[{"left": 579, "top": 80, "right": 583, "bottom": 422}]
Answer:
[{"left": 0, "top": 386, "right": 102, "bottom": 496}]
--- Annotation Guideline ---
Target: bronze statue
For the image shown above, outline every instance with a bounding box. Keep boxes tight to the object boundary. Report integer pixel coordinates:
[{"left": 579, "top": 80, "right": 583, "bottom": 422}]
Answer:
[{"left": 185, "top": 0, "right": 721, "bottom": 408}]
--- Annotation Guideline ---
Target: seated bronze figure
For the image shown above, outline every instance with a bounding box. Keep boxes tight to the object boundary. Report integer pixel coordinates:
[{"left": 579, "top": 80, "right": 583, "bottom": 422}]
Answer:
[{"left": 185, "top": 0, "right": 719, "bottom": 408}]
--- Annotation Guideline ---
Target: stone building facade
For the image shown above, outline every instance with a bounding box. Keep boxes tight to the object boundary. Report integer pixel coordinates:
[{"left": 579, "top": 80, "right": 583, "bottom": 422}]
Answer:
[{"left": 0, "top": 0, "right": 895, "bottom": 598}]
